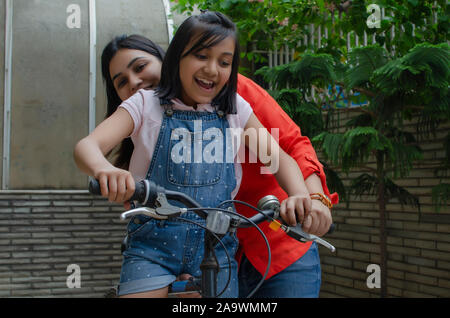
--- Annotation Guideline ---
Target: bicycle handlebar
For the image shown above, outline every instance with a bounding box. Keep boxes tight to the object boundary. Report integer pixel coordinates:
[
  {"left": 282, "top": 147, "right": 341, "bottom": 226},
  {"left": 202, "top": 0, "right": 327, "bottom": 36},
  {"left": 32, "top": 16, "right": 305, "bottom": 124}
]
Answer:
[{"left": 88, "top": 178, "right": 336, "bottom": 251}]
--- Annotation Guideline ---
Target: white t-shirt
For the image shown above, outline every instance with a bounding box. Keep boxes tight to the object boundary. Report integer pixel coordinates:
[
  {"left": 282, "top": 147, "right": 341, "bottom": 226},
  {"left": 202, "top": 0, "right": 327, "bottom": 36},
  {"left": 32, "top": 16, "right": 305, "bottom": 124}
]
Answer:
[{"left": 119, "top": 89, "right": 253, "bottom": 198}]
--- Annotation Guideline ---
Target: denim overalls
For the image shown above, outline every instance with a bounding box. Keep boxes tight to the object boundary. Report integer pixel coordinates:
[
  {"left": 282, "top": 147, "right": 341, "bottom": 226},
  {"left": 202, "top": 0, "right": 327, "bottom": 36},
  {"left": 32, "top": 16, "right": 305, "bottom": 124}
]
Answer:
[{"left": 117, "top": 101, "right": 239, "bottom": 297}]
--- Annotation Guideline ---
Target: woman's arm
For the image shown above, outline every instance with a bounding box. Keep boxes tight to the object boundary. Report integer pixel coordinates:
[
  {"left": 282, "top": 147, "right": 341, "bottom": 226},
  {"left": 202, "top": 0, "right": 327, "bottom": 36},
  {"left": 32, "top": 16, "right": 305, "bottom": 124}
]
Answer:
[
  {"left": 73, "top": 107, "right": 135, "bottom": 203},
  {"left": 237, "top": 74, "right": 335, "bottom": 236},
  {"left": 237, "top": 74, "right": 338, "bottom": 204}
]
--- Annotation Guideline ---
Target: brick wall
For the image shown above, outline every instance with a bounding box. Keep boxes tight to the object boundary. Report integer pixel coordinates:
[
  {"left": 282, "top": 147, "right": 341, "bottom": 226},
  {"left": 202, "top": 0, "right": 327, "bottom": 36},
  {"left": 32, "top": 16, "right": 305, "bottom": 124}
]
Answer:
[
  {"left": 1, "top": 115, "right": 449, "bottom": 298},
  {"left": 318, "top": 111, "right": 450, "bottom": 298},
  {"left": 0, "top": 191, "right": 124, "bottom": 297}
]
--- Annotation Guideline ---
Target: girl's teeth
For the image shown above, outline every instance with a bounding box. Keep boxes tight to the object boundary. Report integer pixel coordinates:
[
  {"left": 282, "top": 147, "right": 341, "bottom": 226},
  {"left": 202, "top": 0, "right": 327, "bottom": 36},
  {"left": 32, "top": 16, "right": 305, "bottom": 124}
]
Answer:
[{"left": 197, "top": 78, "right": 213, "bottom": 88}]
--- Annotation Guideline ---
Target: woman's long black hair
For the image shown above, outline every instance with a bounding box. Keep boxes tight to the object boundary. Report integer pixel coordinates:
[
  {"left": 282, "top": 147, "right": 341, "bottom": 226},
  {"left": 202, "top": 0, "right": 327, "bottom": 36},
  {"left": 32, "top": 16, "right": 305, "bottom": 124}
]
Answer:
[
  {"left": 157, "top": 11, "right": 240, "bottom": 114},
  {"left": 101, "top": 34, "right": 165, "bottom": 169}
]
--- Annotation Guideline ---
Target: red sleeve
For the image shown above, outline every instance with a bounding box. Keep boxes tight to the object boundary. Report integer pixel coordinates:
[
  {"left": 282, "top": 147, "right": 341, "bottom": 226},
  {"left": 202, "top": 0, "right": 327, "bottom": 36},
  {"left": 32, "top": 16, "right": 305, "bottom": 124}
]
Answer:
[{"left": 237, "top": 74, "right": 338, "bottom": 204}]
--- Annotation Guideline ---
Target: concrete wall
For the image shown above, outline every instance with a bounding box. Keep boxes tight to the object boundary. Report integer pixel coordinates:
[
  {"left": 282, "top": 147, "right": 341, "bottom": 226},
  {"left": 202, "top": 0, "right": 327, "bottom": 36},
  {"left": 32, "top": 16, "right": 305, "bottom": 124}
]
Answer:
[
  {"left": 0, "top": 1, "right": 5, "bottom": 184},
  {"left": 1, "top": 0, "right": 177, "bottom": 190},
  {"left": 10, "top": 0, "right": 90, "bottom": 190}
]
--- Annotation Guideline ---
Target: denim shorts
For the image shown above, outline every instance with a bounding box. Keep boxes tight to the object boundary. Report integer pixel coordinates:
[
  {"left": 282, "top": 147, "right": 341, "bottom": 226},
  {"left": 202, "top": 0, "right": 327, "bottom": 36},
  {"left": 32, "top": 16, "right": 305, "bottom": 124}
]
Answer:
[
  {"left": 238, "top": 242, "right": 321, "bottom": 298},
  {"left": 117, "top": 212, "right": 239, "bottom": 297}
]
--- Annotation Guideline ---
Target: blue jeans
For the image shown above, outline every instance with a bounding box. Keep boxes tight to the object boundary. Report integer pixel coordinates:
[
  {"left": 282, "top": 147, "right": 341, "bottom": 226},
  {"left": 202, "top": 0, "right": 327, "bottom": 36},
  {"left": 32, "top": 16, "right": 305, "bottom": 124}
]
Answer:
[{"left": 238, "top": 242, "right": 321, "bottom": 298}]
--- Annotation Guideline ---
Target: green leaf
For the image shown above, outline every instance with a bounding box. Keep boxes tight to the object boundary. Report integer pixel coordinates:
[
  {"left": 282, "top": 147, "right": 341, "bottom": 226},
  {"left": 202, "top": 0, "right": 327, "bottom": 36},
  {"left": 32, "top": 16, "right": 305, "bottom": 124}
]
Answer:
[{"left": 345, "top": 45, "right": 389, "bottom": 89}]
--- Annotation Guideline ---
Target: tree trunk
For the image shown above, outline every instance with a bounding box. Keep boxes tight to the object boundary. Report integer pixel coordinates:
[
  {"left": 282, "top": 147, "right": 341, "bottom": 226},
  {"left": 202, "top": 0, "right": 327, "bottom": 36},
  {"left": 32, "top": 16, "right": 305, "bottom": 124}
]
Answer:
[{"left": 376, "top": 151, "right": 388, "bottom": 297}]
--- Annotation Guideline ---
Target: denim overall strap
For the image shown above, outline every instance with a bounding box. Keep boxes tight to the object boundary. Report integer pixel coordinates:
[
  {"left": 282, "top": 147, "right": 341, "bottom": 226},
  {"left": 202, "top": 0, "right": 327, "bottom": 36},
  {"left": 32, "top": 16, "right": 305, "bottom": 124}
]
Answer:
[{"left": 145, "top": 103, "right": 236, "bottom": 211}]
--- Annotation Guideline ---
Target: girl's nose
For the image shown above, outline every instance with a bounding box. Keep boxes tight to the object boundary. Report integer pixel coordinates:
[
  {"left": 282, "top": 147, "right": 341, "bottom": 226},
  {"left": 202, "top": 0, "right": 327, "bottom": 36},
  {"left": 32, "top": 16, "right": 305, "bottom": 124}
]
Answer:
[{"left": 204, "top": 61, "right": 218, "bottom": 77}]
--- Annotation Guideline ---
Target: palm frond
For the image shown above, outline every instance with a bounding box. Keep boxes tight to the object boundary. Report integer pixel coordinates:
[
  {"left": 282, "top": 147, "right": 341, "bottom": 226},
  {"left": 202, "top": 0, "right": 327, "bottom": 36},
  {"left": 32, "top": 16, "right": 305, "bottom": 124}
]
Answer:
[
  {"left": 349, "top": 173, "right": 377, "bottom": 197},
  {"left": 322, "top": 162, "right": 347, "bottom": 203},
  {"left": 254, "top": 64, "right": 292, "bottom": 90},
  {"left": 349, "top": 174, "right": 420, "bottom": 211},
  {"left": 255, "top": 53, "right": 336, "bottom": 91},
  {"left": 384, "top": 128, "right": 423, "bottom": 178},
  {"left": 345, "top": 45, "right": 389, "bottom": 89},
  {"left": 290, "top": 53, "right": 336, "bottom": 88},
  {"left": 312, "top": 131, "right": 344, "bottom": 167},
  {"left": 372, "top": 43, "right": 450, "bottom": 95},
  {"left": 342, "top": 127, "right": 391, "bottom": 161},
  {"left": 272, "top": 89, "right": 323, "bottom": 138},
  {"left": 384, "top": 178, "right": 420, "bottom": 212}
]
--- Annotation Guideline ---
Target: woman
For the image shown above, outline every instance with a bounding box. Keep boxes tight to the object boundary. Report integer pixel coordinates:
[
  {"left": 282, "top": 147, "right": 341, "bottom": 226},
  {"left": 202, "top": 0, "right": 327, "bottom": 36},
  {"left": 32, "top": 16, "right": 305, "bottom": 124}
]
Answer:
[{"left": 101, "top": 34, "right": 338, "bottom": 297}]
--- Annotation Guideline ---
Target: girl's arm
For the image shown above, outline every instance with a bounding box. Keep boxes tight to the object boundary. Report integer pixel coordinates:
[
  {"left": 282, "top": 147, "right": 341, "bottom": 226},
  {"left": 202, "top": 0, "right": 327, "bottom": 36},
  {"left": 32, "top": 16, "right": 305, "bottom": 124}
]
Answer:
[
  {"left": 73, "top": 108, "right": 136, "bottom": 203},
  {"left": 243, "top": 113, "right": 311, "bottom": 226}
]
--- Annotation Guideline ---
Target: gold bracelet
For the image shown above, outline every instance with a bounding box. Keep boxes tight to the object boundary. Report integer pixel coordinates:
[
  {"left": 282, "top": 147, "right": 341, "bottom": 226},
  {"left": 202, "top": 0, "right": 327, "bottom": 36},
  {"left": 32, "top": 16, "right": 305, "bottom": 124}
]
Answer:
[{"left": 310, "top": 193, "right": 333, "bottom": 209}]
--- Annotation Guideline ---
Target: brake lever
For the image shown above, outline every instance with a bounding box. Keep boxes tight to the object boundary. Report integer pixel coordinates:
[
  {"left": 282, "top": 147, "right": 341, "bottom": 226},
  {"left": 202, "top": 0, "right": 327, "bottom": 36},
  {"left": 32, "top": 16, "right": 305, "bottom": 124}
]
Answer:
[
  {"left": 284, "top": 224, "right": 336, "bottom": 252},
  {"left": 120, "top": 193, "right": 187, "bottom": 221},
  {"left": 154, "top": 193, "right": 185, "bottom": 218},
  {"left": 120, "top": 207, "right": 167, "bottom": 221}
]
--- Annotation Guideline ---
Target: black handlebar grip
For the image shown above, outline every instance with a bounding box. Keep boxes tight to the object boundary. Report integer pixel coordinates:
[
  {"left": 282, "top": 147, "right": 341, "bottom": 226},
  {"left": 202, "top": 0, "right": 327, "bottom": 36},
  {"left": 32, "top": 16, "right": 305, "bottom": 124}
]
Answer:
[
  {"left": 327, "top": 223, "right": 335, "bottom": 235},
  {"left": 88, "top": 177, "right": 101, "bottom": 195},
  {"left": 88, "top": 178, "right": 148, "bottom": 203}
]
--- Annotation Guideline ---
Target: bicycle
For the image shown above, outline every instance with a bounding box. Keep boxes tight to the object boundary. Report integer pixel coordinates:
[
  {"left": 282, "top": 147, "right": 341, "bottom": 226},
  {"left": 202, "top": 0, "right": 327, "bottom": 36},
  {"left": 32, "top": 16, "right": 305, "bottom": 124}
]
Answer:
[{"left": 88, "top": 178, "right": 336, "bottom": 298}]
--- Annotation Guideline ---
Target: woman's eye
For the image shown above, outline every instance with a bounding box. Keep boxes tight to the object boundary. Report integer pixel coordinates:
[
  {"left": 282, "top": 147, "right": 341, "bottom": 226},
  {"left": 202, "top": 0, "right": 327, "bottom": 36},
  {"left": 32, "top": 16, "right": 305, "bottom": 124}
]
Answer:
[
  {"left": 221, "top": 60, "right": 231, "bottom": 67},
  {"left": 135, "top": 63, "right": 147, "bottom": 72},
  {"left": 117, "top": 79, "right": 127, "bottom": 88}
]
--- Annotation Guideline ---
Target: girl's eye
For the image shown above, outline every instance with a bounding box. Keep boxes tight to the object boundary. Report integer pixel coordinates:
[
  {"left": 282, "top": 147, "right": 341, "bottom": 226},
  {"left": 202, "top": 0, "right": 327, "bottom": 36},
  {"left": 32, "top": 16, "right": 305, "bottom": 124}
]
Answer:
[
  {"left": 195, "top": 54, "right": 207, "bottom": 60},
  {"left": 221, "top": 60, "right": 231, "bottom": 67}
]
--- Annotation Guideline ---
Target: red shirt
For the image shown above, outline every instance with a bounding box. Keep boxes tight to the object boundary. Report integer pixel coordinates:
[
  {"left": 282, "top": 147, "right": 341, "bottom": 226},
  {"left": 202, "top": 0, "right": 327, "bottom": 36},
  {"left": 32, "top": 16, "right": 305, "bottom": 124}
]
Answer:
[{"left": 236, "top": 74, "right": 339, "bottom": 279}]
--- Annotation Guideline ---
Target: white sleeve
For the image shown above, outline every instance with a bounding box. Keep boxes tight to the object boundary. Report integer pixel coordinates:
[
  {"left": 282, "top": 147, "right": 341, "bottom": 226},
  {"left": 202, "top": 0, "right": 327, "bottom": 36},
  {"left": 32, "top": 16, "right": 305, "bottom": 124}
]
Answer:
[
  {"left": 236, "top": 93, "right": 253, "bottom": 129},
  {"left": 118, "top": 90, "right": 146, "bottom": 137}
]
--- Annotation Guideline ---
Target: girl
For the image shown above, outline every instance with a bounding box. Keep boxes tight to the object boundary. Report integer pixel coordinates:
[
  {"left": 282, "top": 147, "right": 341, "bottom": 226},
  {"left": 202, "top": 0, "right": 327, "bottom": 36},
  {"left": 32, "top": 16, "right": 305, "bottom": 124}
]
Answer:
[{"left": 74, "top": 11, "right": 315, "bottom": 298}]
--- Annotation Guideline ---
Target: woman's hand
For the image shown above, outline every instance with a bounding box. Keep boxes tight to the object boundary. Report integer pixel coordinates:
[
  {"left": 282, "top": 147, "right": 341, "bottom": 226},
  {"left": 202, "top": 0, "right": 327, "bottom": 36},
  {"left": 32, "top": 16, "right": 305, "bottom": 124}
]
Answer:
[
  {"left": 279, "top": 193, "right": 312, "bottom": 226},
  {"left": 94, "top": 167, "right": 135, "bottom": 204},
  {"left": 302, "top": 200, "right": 332, "bottom": 237}
]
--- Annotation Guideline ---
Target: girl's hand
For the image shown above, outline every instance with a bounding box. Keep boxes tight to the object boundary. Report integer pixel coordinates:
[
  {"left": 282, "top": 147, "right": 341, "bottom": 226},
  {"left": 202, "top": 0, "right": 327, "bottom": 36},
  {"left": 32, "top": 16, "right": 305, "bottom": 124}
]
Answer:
[
  {"left": 94, "top": 168, "right": 135, "bottom": 204},
  {"left": 279, "top": 193, "right": 312, "bottom": 226},
  {"left": 302, "top": 200, "right": 332, "bottom": 237}
]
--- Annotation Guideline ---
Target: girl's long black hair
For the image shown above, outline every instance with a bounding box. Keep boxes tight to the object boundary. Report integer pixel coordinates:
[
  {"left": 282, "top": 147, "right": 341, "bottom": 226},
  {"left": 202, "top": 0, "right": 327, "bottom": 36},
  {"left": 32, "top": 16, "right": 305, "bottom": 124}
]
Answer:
[
  {"left": 101, "top": 34, "right": 165, "bottom": 169},
  {"left": 157, "top": 11, "right": 240, "bottom": 114}
]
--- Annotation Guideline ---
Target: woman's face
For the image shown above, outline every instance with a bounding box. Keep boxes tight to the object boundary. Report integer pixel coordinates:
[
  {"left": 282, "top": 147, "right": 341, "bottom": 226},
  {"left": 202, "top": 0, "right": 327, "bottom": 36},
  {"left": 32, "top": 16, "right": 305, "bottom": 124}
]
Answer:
[{"left": 109, "top": 49, "right": 162, "bottom": 101}]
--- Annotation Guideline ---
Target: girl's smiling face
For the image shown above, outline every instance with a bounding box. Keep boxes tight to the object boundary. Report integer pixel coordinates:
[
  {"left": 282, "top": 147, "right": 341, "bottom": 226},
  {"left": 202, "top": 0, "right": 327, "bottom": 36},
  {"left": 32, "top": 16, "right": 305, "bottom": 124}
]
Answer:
[
  {"left": 109, "top": 49, "right": 162, "bottom": 101},
  {"left": 178, "top": 36, "right": 235, "bottom": 107}
]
